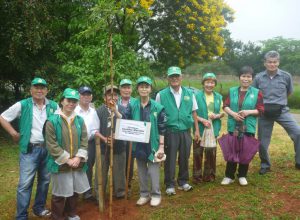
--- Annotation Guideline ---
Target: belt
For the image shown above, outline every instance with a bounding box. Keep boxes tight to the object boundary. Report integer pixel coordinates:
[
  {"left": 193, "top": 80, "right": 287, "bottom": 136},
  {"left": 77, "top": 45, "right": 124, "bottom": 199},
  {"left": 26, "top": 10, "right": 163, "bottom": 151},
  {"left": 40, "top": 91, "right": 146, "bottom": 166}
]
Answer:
[{"left": 28, "top": 142, "right": 45, "bottom": 148}]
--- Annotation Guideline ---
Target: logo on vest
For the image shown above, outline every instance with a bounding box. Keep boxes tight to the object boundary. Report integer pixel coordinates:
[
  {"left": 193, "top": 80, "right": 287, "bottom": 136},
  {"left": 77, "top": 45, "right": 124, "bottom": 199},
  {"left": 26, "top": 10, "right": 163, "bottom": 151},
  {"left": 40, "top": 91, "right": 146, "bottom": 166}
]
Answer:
[
  {"left": 184, "top": 96, "right": 190, "bottom": 101},
  {"left": 50, "top": 109, "right": 53, "bottom": 113},
  {"left": 250, "top": 94, "right": 254, "bottom": 99},
  {"left": 153, "top": 112, "right": 157, "bottom": 117}
]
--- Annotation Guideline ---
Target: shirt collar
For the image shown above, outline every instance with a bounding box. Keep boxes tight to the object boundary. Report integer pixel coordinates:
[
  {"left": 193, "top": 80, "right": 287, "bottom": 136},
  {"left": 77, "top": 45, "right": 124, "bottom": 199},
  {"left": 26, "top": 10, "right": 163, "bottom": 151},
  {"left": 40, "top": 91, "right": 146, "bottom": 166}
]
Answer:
[
  {"left": 263, "top": 69, "right": 282, "bottom": 77},
  {"left": 170, "top": 86, "right": 182, "bottom": 95},
  {"left": 32, "top": 97, "right": 49, "bottom": 105},
  {"left": 76, "top": 104, "right": 91, "bottom": 113}
]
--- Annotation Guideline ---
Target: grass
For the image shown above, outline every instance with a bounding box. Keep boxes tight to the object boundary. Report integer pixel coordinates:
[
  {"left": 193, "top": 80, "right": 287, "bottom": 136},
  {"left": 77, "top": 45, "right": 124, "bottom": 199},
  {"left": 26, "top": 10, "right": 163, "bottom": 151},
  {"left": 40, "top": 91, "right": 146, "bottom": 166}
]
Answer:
[{"left": 1, "top": 117, "right": 300, "bottom": 219}]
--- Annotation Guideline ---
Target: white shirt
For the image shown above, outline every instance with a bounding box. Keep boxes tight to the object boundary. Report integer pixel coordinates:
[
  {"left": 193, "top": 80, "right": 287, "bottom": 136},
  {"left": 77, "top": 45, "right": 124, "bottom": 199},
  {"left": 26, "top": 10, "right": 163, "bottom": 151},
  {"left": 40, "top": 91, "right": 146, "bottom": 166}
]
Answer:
[
  {"left": 1, "top": 98, "right": 57, "bottom": 143},
  {"left": 74, "top": 105, "right": 100, "bottom": 141},
  {"left": 155, "top": 87, "right": 198, "bottom": 111}
]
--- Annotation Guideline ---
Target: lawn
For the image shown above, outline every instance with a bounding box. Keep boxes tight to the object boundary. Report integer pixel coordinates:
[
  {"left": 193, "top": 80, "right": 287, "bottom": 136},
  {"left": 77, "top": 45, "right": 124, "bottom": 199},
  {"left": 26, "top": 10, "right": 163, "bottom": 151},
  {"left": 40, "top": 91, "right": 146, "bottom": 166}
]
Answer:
[{"left": 1, "top": 116, "right": 300, "bottom": 219}]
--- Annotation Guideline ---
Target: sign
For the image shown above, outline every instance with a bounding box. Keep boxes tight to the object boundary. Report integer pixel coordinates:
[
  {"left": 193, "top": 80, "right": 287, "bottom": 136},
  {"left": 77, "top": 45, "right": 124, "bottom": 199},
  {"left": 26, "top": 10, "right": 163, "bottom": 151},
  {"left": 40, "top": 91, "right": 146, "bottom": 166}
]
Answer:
[{"left": 115, "top": 119, "right": 151, "bottom": 143}]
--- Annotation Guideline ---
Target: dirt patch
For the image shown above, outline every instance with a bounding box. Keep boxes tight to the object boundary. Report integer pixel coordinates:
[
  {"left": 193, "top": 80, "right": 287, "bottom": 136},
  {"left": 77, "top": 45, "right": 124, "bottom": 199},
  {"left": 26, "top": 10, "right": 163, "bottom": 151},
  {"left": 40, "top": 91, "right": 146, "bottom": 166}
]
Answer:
[{"left": 77, "top": 199, "right": 139, "bottom": 220}]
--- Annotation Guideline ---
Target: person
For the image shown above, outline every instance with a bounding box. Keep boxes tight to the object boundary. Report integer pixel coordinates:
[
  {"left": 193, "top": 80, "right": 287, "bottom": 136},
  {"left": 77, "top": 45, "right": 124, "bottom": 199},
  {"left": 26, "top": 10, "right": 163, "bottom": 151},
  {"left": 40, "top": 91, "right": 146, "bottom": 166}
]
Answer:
[
  {"left": 118, "top": 79, "right": 136, "bottom": 195},
  {"left": 0, "top": 77, "right": 57, "bottom": 219},
  {"left": 221, "top": 66, "right": 264, "bottom": 185},
  {"left": 131, "top": 76, "right": 167, "bottom": 207},
  {"left": 193, "top": 73, "right": 224, "bottom": 183},
  {"left": 95, "top": 85, "right": 125, "bottom": 199},
  {"left": 156, "top": 66, "right": 200, "bottom": 195},
  {"left": 45, "top": 88, "right": 89, "bottom": 220},
  {"left": 74, "top": 86, "right": 99, "bottom": 200},
  {"left": 253, "top": 51, "right": 300, "bottom": 175}
]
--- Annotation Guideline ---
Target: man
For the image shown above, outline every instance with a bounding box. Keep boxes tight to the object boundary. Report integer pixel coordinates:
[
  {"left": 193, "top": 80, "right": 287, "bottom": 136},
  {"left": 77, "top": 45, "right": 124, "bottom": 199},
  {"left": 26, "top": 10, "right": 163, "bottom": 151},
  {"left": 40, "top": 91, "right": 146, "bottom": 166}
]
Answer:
[
  {"left": 0, "top": 78, "right": 58, "bottom": 219},
  {"left": 156, "top": 66, "right": 200, "bottom": 195},
  {"left": 253, "top": 51, "right": 300, "bottom": 174},
  {"left": 74, "top": 86, "right": 99, "bottom": 200},
  {"left": 118, "top": 79, "right": 136, "bottom": 195}
]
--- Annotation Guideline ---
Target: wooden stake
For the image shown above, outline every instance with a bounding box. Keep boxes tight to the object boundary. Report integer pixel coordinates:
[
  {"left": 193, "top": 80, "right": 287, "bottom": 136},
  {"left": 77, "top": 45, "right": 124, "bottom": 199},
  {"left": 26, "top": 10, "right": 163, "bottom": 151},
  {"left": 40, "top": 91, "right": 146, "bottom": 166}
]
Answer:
[
  {"left": 125, "top": 142, "right": 133, "bottom": 200},
  {"left": 95, "top": 136, "right": 104, "bottom": 212}
]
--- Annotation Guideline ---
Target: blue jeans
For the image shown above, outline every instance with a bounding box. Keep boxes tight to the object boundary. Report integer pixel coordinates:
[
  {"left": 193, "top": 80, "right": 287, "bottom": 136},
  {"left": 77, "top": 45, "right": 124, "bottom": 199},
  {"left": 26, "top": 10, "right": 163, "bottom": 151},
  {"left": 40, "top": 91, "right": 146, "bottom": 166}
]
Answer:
[{"left": 16, "top": 146, "right": 50, "bottom": 220}]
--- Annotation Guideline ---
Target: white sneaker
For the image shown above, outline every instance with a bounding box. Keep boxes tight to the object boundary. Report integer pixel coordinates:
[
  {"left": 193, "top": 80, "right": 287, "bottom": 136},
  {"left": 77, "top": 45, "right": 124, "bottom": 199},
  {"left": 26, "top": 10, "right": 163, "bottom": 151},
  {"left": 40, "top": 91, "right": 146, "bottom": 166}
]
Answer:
[
  {"left": 68, "top": 215, "right": 80, "bottom": 220},
  {"left": 221, "top": 177, "right": 234, "bottom": 185},
  {"left": 150, "top": 197, "right": 161, "bottom": 207},
  {"left": 136, "top": 196, "right": 150, "bottom": 206},
  {"left": 178, "top": 183, "right": 193, "bottom": 191},
  {"left": 166, "top": 187, "right": 176, "bottom": 196},
  {"left": 238, "top": 177, "right": 248, "bottom": 186}
]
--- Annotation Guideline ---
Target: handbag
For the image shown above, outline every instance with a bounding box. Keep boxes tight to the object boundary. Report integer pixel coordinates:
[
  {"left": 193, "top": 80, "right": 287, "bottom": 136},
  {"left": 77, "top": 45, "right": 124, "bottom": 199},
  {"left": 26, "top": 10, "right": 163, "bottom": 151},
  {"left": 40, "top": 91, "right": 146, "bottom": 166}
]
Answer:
[
  {"left": 264, "top": 103, "right": 283, "bottom": 119},
  {"left": 200, "top": 120, "right": 217, "bottom": 148}
]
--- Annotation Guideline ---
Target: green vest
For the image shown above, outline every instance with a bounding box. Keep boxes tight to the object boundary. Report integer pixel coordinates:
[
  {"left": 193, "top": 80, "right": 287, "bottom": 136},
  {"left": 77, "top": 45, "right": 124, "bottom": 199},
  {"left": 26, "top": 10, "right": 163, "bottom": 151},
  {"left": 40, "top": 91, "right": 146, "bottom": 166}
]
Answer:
[
  {"left": 131, "top": 99, "right": 164, "bottom": 162},
  {"left": 227, "top": 86, "right": 259, "bottom": 134},
  {"left": 195, "top": 90, "right": 222, "bottom": 137},
  {"left": 46, "top": 114, "right": 87, "bottom": 173},
  {"left": 19, "top": 98, "right": 57, "bottom": 153},
  {"left": 159, "top": 87, "right": 193, "bottom": 131}
]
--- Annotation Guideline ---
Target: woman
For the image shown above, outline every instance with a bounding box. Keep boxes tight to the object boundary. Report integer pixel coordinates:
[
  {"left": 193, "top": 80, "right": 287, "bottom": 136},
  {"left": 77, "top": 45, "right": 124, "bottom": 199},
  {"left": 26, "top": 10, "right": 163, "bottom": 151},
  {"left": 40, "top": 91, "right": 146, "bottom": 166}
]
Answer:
[
  {"left": 131, "top": 76, "right": 166, "bottom": 207},
  {"left": 221, "top": 66, "right": 264, "bottom": 186},
  {"left": 45, "top": 88, "right": 89, "bottom": 220},
  {"left": 193, "top": 73, "right": 224, "bottom": 183}
]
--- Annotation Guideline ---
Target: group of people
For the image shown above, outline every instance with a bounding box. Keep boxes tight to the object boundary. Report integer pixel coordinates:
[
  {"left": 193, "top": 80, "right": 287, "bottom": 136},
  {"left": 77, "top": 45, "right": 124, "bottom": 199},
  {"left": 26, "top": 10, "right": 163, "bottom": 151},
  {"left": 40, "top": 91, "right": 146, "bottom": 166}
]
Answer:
[{"left": 1, "top": 50, "right": 300, "bottom": 220}]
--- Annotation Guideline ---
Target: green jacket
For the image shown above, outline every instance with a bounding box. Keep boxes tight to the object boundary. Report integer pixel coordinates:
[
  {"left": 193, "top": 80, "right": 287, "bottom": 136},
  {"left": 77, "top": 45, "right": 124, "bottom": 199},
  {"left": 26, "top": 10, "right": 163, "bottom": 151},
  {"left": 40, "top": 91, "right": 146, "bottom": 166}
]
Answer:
[
  {"left": 159, "top": 87, "right": 194, "bottom": 131},
  {"left": 45, "top": 114, "right": 88, "bottom": 173},
  {"left": 131, "top": 98, "right": 164, "bottom": 162},
  {"left": 195, "top": 90, "right": 222, "bottom": 137},
  {"left": 19, "top": 98, "right": 57, "bottom": 153},
  {"left": 227, "top": 86, "right": 259, "bottom": 134}
]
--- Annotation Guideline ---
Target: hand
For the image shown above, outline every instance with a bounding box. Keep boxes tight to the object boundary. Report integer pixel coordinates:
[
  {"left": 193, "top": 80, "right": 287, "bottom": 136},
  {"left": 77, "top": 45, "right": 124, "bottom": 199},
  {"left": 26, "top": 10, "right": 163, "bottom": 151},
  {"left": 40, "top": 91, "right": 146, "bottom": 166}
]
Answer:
[
  {"left": 194, "top": 130, "right": 200, "bottom": 143},
  {"left": 11, "top": 132, "right": 20, "bottom": 143},
  {"left": 208, "top": 113, "right": 219, "bottom": 120},
  {"left": 71, "top": 156, "right": 81, "bottom": 168},
  {"left": 156, "top": 148, "right": 165, "bottom": 159},
  {"left": 232, "top": 112, "right": 244, "bottom": 122},
  {"left": 238, "top": 110, "right": 249, "bottom": 118},
  {"left": 202, "top": 119, "right": 211, "bottom": 128},
  {"left": 106, "top": 136, "right": 114, "bottom": 146},
  {"left": 107, "top": 100, "right": 117, "bottom": 111}
]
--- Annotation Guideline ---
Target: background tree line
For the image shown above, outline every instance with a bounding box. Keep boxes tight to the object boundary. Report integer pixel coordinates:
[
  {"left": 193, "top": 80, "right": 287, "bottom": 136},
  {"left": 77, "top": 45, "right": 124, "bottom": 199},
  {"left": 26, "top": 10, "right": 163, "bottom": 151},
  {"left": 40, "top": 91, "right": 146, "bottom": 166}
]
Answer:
[{"left": 1, "top": 0, "right": 300, "bottom": 111}]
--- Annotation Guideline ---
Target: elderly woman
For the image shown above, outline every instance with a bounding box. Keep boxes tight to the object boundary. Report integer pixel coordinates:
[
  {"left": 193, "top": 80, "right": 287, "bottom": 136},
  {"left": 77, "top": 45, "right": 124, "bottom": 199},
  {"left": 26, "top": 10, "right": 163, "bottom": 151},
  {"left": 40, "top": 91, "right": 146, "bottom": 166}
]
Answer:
[
  {"left": 193, "top": 73, "right": 224, "bottom": 183},
  {"left": 45, "top": 88, "right": 89, "bottom": 220},
  {"left": 131, "top": 76, "right": 166, "bottom": 207},
  {"left": 221, "top": 66, "right": 264, "bottom": 186}
]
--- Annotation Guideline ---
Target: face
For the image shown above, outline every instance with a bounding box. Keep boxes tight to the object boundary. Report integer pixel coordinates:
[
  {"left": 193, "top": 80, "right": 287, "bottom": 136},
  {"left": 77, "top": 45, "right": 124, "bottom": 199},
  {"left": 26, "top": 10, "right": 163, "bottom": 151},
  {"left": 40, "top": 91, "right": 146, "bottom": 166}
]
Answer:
[
  {"left": 61, "top": 98, "right": 78, "bottom": 114},
  {"left": 79, "top": 92, "right": 92, "bottom": 105},
  {"left": 137, "top": 83, "right": 152, "bottom": 97},
  {"left": 239, "top": 73, "right": 253, "bottom": 88},
  {"left": 264, "top": 57, "right": 280, "bottom": 73},
  {"left": 30, "top": 85, "right": 48, "bottom": 101},
  {"left": 168, "top": 74, "right": 182, "bottom": 88},
  {"left": 119, "top": 85, "right": 132, "bottom": 99},
  {"left": 203, "top": 79, "right": 216, "bottom": 94},
  {"left": 104, "top": 91, "right": 118, "bottom": 103}
]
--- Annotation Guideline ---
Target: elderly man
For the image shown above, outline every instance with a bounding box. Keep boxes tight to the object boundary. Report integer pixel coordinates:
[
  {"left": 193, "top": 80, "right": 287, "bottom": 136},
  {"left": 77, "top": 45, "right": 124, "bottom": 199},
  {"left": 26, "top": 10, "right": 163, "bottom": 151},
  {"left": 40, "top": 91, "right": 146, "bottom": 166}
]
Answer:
[
  {"left": 0, "top": 78, "right": 58, "bottom": 219},
  {"left": 253, "top": 51, "right": 300, "bottom": 174},
  {"left": 74, "top": 86, "right": 99, "bottom": 200},
  {"left": 156, "top": 66, "right": 200, "bottom": 195},
  {"left": 118, "top": 79, "right": 136, "bottom": 195}
]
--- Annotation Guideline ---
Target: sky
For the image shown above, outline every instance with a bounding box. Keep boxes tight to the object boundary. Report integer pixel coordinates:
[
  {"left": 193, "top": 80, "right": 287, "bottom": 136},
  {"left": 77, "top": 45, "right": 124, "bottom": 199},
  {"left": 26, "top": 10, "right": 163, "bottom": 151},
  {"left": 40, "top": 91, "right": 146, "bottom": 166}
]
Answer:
[{"left": 225, "top": 0, "right": 300, "bottom": 43}]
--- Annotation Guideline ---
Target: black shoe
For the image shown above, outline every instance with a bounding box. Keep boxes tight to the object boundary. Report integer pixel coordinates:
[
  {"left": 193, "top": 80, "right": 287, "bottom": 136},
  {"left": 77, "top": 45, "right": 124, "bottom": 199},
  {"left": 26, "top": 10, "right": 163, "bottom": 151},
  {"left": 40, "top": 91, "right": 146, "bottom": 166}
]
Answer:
[
  {"left": 295, "top": 163, "right": 300, "bottom": 169},
  {"left": 259, "top": 167, "right": 271, "bottom": 175},
  {"left": 33, "top": 209, "right": 51, "bottom": 218}
]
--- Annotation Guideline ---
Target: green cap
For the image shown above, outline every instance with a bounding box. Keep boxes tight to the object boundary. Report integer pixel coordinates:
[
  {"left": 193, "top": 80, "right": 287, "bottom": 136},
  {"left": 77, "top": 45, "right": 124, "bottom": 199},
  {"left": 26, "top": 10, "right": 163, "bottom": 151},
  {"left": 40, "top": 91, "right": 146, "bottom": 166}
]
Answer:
[
  {"left": 202, "top": 72, "right": 217, "bottom": 84},
  {"left": 167, "top": 66, "right": 182, "bottom": 76},
  {"left": 137, "top": 76, "right": 152, "bottom": 85},
  {"left": 31, "top": 77, "right": 47, "bottom": 86},
  {"left": 119, "top": 79, "right": 132, "bottom": 86},
  {"left": 62, "top": 88, "right": 79, "bottom": 100}
]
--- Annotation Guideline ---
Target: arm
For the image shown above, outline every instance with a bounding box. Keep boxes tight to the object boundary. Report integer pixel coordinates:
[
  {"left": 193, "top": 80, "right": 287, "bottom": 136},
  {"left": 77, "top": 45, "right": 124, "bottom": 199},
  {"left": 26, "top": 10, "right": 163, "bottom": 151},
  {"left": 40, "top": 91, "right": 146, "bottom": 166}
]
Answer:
[
  {"left": 192, "top": 94, "right": 200, "bottom": 141},
  {"left": 0, "top": 116, "right": 20, "bottom": 143},
  {"left": 75, "top": 122, "right": 88, "bottom": 162},
  {"left": 157, "top": 109, "right": 166, "bottom": 158},
  {"left": 45, "top": 121, "right": 70, "bottom": 165}
]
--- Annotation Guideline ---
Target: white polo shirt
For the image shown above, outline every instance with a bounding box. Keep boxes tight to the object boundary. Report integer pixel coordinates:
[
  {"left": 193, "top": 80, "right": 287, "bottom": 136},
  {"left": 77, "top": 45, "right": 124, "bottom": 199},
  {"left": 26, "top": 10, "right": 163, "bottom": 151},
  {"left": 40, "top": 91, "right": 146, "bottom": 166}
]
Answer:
[
  {"left": 1, "top": 98, "right": 57, "bottom": 143},
  {"left": 75, "top": 105, "right": 100, "bottom": 141}
]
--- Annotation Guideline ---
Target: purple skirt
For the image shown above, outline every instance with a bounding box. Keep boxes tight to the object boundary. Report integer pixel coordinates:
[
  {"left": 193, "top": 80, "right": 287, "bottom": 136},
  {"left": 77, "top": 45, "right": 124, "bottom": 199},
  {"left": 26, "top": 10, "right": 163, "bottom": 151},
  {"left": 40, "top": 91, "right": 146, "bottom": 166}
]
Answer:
[{"left": 218, "top": 133, "right": 260, "bottom": 164}]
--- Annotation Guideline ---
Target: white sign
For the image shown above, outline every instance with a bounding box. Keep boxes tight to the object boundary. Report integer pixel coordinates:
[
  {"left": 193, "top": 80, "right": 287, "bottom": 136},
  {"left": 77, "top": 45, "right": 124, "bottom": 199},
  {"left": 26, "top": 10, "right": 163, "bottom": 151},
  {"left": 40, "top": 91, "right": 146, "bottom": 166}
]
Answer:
[{"left": 115, "top": 119, "right": 151, "bottom": 143}]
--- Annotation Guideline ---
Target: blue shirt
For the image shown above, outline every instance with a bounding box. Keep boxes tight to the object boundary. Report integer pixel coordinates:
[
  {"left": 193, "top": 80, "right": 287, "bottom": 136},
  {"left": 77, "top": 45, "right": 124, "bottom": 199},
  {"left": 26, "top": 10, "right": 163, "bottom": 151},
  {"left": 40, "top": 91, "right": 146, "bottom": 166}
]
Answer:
[{"left": 252, "top": 69, "right": 293, "bottom": 106}]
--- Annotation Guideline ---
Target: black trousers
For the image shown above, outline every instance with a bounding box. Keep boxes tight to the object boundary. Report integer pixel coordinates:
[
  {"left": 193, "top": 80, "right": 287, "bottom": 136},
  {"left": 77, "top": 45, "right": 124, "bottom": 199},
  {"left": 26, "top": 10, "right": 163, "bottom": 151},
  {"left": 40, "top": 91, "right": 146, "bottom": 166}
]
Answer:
[{"left": 225, "top": 161, "right": 249, "bottom": 179}]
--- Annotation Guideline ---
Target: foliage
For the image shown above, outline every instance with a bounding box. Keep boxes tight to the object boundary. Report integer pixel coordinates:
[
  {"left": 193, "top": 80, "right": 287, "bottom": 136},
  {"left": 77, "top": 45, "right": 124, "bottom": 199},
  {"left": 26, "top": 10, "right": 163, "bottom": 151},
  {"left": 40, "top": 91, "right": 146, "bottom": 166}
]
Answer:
[{"left": 184, "top": 61, "right": 235, "bottom": 76}]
